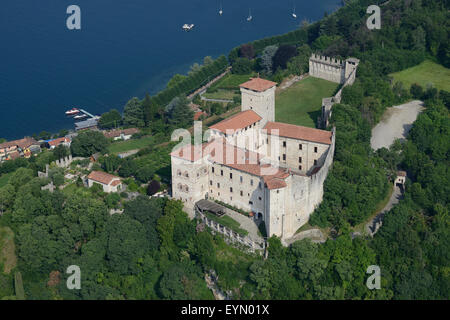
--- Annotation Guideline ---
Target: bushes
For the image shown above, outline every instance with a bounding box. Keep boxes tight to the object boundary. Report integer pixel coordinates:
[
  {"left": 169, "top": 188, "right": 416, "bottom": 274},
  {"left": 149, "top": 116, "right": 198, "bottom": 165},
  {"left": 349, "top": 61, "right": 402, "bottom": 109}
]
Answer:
[
  {"left": 232, "top": 58, "right": 254, "bottom": 75},
  {"left": 152, "top": 55, "right": 229, "bottom": 107},
  {"left": 70, "top": 131, "right": 110, "bottom": 157}
]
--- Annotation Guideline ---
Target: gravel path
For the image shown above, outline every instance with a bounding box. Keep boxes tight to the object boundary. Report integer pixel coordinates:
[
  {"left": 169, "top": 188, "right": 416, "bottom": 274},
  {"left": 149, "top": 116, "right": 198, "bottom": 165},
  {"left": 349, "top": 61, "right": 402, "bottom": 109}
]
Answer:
[
  {"left": 224, "top": 208, "right": 263, "bottom": 243},
  {"left": 366, "top": 185, "right": 403, "bottom": 236},
  {"left": 370, "top": 100, "right": 425, "bottom": 150}
]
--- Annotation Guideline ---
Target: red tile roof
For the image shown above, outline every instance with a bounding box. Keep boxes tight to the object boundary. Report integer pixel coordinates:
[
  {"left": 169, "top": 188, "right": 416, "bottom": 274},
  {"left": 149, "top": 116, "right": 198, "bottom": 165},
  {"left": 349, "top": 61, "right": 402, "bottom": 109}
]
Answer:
[
  {"left": 8, "top": 150, "right": 20, "bottom": 160},
  {"left": 172, "top": 139, "right": 289, "bottom": 189},
  {"left": 397, "top": 171, "right": 407, "bottom": 177},
  {"left": 111, "top": 180, "right": 122, "bottom": 187},
  {"left": 240, "top": 78, "right": 277, "bottom": 92},
  {"left": 209, "top": 110, "right": 262, "bottom": 134},
  {"left": 264, "top": 122, "right": 333, "bottom": 145},
  {"left": 0, "top": 137, "right": 38, "bottom": 150},
  {"left": 207, "top": 140, "right": 289, "bottom": 190},
  {"left": 194, "top": 111, "right": 207, "bottom": 121},
  {"left": 48, "top": 137, "right": 71, "bottom": 147},
  {"left": 87, "top": 171, "right": 121, "bottom": 185}
]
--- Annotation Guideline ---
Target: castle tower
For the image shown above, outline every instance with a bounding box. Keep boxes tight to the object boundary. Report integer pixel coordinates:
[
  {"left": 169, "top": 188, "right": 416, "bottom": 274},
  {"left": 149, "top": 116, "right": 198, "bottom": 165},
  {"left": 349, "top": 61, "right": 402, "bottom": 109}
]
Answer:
[
  {"left": 344, "top": 57, "right": 360, "bottom": 85},
  {"left": 239, "top": 77, "right": 277, "bottom": 127}
]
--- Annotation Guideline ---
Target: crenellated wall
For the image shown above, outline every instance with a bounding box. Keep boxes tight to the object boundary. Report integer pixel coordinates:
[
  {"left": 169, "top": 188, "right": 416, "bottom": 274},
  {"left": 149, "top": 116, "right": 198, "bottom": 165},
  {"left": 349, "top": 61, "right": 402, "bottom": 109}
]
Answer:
[{"left": 310, "top": 53, "right": 360, "bottom": 128}]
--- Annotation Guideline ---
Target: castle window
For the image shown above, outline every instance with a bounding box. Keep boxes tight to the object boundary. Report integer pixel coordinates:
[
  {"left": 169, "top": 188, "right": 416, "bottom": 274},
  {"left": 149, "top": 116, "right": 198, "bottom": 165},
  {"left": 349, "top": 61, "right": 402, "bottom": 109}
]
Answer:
[
  {"left": 230, "top": 172, "right": 233, "bottom": 179},
  {"left": 240, "top": 191, "right": 243, "bottom": 196},
  {"left": 258, "top": 196, "right": 262, "bottom": 201},
  {"left": 299, "top": 165, "right": 302, "bottom": 171},
  {"left": 299, "top": 157, "right": 302, "bottom": 163},
  {"left": 266, "top": 138, "right": 269, "bottom": 144},
  {"left": 221, "top": 170, "right": 223, "bottom": 176},
  {"left": 230, "top": 187, "right": 233, "bottom": 193},
  {"left": 249, "top": 201, "right": 253, "bottom": 205},
  {"left": 240, "top": 176, "right": 243, "bottom": 183},
  {"left": 282, "top": 154, "right": 286, "bottom": 161},
  {"left": 283, "top": 141, "right": 286, "bottom": 147},
  {"left": 314, "top": 147, "right": 318, "bottom": 153},
  {"left": 250, "top": 179, "right": 254, "bottom": 186},
  {"left": 217, "top": 183, "right": 220, "bottom": 188},
  {"left": 177, "top": 170, "right": 181, "bottom": 176},
  {"left": 277, "top": 190, "right": 280, "bottom": 194},
  {"left": 212, "top": 167, "right": 215, "bottom": 173},
  {"left": 210, "top": 180, "right": 212, "bottom": 186},
  {"left": 299, "top": 144, "right": 302, "bottom": 150},
  {"left": 314, "top": 160, "right": 318, "bottom": 165},
  {"left": 258, "top": 182, "right": 261, "bottom": 189}
]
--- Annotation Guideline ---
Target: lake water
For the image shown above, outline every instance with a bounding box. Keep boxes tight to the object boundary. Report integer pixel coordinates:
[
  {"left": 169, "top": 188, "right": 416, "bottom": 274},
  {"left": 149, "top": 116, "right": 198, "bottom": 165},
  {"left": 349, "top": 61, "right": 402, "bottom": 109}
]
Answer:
[{"left": 0, "top": 0, "right": 341, "bottom": 140}]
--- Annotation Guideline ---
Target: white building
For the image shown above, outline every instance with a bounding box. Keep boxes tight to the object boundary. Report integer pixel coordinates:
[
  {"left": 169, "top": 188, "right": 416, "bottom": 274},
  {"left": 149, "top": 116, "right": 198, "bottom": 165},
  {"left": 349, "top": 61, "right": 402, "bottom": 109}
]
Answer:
[
  {"left": 171, "top": 77, "right": 335, "bottom": 240},
  {"left": 87, "top": 171, "right": 123, "bottom": 193},
  {"left": 47, "top": 137, "right": 72, "bottom": 149}
]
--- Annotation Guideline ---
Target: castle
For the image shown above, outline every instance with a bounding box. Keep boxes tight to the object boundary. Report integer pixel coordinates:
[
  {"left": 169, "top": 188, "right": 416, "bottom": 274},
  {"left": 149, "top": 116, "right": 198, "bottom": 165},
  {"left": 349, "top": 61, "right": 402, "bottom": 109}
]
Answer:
[
  {"left": 309, "top": 54, "right": 360, "bottom": 128},
  {"left": 309, "top": 54, "right": 359, "bottom": 85},
  {"left": 170, "top": 77, "right": 336, "bottom": 240}
]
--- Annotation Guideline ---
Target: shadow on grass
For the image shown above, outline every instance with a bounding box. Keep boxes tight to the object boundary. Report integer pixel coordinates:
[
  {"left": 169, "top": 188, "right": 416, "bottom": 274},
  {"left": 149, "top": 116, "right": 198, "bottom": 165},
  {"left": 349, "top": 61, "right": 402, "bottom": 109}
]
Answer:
[{"left": 307, "top": 110, "right": 322, "bottom": 128}]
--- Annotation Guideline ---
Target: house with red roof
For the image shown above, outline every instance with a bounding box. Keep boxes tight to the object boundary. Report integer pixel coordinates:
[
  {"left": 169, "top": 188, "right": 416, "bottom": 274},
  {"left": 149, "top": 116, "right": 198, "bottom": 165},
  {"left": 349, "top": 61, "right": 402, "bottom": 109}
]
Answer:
[
  {"left": 171, "top": 76, "right": 336, "bottom": 241},
  {"left": 47, "top": 137, "right": 72, "bottom": 149},
  {"left": 0, "top": 137, "right": 40, "bottom": 161},
  {"left": 87, "top": 171, "right": 123, "bottom": 193}
]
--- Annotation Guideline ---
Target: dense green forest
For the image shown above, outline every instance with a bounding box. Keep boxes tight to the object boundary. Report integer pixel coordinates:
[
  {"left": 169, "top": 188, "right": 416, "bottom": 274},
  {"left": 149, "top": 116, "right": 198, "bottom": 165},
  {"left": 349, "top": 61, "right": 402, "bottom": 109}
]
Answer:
[{"left": 0, "top": 0, "right": 448, "bottom": 300}]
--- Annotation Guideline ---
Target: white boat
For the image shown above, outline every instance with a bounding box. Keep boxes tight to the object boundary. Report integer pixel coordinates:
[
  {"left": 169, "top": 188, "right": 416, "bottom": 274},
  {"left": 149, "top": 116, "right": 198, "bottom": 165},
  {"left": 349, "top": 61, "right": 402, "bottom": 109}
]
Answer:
[
  {"left": 219, "top": 2, "right": 223, "bottom": 15},
  {"left": 292, "top": 4, "right": 297, "bottom": 18},
  {"left": 74, "top": 114, "right": 87, "bottom": 120},
  {"left": 182, "top": 24, "right": 195, "bottom": 31},
  {"left": 247, "top": 9, "right": 252, "bottom": 22},
  {"left": 65, "top": 108, "right": 79, "bottom": 116}
]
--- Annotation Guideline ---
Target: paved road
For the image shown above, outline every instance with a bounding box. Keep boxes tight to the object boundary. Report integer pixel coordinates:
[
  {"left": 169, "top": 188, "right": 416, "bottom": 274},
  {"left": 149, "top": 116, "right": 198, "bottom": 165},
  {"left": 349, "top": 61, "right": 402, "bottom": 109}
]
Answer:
[
  {"left": 224, "top": 208, "right": 263, "bottom": 243},
  {"left": 366, "top": 185, "right": 403, "bottom": 236},
  {"left": 371, "top": 100, "right": 424, "bottom": 150}
]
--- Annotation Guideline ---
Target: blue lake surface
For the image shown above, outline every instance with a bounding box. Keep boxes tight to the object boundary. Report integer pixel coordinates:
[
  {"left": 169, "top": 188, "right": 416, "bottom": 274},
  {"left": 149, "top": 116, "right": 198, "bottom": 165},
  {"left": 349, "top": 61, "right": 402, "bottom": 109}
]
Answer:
[{"left": 0, "top": 0, "right": 340, "bottom": 140}]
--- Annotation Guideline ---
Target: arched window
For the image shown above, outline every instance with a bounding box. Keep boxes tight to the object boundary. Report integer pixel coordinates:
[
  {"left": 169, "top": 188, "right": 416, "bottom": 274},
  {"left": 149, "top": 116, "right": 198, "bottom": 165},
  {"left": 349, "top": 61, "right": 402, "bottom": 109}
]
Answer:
[
  {"left": 177, "top": 169, "right": 181, "bottom": 176},
  {"left": 185, "top": 185, "right": 189, "bottom": 192},
  {"left": 184, "top": 171, "right": 189, "bottom": 178}
]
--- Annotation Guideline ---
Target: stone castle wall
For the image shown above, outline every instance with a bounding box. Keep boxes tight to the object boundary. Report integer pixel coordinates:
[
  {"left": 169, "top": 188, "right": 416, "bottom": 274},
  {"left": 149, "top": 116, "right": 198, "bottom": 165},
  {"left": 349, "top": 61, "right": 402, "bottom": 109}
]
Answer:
[{"left": 309, "top": 54, "right": 346, "bottom": 84}]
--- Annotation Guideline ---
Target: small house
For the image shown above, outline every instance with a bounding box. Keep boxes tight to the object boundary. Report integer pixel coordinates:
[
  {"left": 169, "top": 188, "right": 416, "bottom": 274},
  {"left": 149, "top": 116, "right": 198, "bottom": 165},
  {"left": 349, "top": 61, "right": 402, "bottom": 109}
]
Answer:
[{"left": 87, "top": 171, "right": 123, "bottom": 193}]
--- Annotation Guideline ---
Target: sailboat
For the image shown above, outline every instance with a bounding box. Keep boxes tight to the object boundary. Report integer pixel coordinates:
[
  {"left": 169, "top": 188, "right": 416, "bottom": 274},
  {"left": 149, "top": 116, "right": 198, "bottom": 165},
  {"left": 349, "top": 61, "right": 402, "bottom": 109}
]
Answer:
[
  {"left": 219, "top": 2, "right": 223, "bottom": 15},
  {"left": 292, "top": 3, "right": 297, "bottom": 18},
  {"left": 247, "top": 8, "right": 253, "bottom": 22}
]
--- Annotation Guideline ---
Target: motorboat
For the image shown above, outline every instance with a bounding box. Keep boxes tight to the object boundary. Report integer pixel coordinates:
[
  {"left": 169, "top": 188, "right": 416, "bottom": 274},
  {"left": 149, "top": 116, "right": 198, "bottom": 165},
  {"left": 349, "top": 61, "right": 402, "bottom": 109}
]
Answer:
[
  {"left": 182, "top": 24, "right": 195, "bottom": 31},
  {"left": 65, "top": 108, "right": 79, "bottom": 116}
]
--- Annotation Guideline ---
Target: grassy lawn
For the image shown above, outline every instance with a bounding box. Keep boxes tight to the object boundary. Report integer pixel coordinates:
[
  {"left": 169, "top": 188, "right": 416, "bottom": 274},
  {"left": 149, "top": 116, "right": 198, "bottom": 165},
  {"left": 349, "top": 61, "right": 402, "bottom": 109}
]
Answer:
[
  {"left": 0, "top": 173, "right": 12, "bottom": 188},
  {"left": 108, "top": 136, "right": 155, "bottom": 154},
  {"left": 134, "top": 143, "right": 175, "bottom": 181},
  {"left": 275, "top": 77, "right": 339, "bottom": 128},
  {"left": 204, "top": 211, "right": 249, "bottom": 237},
  {"left": 210, "top": 73, "right": 256, "bottom": 90},
  {"left": 203, "top": 73, "right": 256, "bottom": 100},
  {"left": 0, "top": 226, "right": 17, "bottom": 274},
  {"left": 202, "top": 89, "right": 238, "bottom": 100},
  {"left": 390, "top": 60, "right": 450, "bottom": 91}
]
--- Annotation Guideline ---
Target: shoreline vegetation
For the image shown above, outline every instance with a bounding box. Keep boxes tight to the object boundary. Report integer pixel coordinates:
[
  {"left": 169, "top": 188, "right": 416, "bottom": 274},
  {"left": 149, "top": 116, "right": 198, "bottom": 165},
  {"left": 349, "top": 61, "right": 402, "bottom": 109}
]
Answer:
[{"left": 0, "top": 0, "right": 449, "bottom": 300}]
